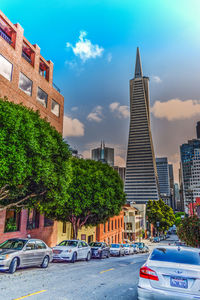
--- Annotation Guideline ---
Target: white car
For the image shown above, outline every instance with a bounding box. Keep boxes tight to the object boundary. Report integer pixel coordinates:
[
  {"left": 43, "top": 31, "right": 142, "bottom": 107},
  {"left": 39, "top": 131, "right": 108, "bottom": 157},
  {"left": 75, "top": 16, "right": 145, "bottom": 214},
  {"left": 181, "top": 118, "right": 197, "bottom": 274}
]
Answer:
[
  {"left": 138, "top": 246, "right": 200, "bottom": 300},
  {"left": 52, "top": 240, "right": 91, "bottom": 263},
  {"left": 123, "top": 244, "right": 134, "bottom": 255}
]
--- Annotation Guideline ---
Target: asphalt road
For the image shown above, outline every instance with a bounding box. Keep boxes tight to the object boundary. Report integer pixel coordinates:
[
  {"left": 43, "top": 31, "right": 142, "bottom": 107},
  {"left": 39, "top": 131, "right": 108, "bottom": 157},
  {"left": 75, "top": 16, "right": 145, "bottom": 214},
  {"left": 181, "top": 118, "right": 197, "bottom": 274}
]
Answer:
[{"left": 0, "top": 235, "right": 178, "bottom": 300}]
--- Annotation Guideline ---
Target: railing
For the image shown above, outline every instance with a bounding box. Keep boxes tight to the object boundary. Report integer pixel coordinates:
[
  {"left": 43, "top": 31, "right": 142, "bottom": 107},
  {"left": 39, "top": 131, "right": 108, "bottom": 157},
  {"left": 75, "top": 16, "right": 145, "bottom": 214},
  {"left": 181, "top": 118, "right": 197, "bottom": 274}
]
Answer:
[
  {"left": 0, "top": 27, "right": 12, "bottom": 44},
  {"left": 22, "top": 51, "right": 32, "bottom": 64},
  {"left": 53, "top": 82, "right": 61, "bottom": 93}
]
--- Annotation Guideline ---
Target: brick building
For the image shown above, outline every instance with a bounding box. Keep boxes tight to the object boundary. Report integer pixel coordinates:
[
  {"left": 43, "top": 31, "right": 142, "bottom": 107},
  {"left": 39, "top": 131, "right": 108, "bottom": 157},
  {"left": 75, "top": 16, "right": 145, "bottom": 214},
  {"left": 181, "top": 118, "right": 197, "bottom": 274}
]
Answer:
[
  {"left": 96, "top": 211, "right": 124, "bottom": 244},
  {"left": 0, "top": 10, "right": 64, "bottom": 246}
]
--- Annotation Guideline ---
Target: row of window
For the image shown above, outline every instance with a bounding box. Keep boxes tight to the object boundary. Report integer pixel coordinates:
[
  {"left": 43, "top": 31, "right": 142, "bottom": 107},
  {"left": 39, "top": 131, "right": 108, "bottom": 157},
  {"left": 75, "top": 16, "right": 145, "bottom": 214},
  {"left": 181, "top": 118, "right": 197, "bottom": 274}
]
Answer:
[
  {"left": 4, "top": 209, "right": 54, "bottom": 233},
  {"left": 0, "top": 53, "right": 60, "bottom": 117},
  {"left": 103, "top": 218, "right": 123, "bottom": 233}
]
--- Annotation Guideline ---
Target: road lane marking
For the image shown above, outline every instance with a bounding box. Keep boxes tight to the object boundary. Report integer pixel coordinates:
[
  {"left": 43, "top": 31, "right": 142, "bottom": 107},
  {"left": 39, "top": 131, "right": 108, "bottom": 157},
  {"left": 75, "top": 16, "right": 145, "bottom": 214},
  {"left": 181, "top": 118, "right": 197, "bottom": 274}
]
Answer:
[
  {"left": 100, "top": 268, "right": 114, "bottom": 274},
  {"left": 13, "top": 290, "right": 47, "bottom": 300}
]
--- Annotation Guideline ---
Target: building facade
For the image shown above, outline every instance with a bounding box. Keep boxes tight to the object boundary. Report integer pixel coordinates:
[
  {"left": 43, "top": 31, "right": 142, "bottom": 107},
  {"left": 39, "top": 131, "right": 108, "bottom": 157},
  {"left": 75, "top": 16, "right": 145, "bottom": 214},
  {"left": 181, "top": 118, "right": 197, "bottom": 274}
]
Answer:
[
  {"left": 124, "top": 48, "right": 159, "bottom": 204},
  {"left": 0, "top": 10, "right": 64, "bottom": 246},
  {"left": 180, "top": 139, "right": 200, "bottom": 212},
  {"left": 113, "top": 166, "right": 126, "bottom": 184},
  {"left": 156, "top": 158, "right": 170, "bottom": 206},
  {"left": 123, "top": 205, "right": 143, "bottom": 242},
  {"left": 96, "top": 211, "right": 124, "bottom": 244},
  {"left": 91, "top": 141, "right": 114, "bottom": 166},
  {"left": 168, "top": 164, "right": 175, "bottom": 209},
  {"left": 196, "top": 121, "right": 200, "bottom": 139}
]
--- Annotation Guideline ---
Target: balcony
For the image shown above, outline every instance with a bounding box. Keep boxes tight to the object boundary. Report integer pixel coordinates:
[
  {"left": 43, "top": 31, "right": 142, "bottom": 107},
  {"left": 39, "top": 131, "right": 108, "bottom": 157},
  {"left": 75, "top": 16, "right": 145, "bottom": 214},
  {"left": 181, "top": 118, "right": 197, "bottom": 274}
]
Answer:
[
  {"left": 0, "top": 27, "right": 12, "bottom": 44},
  {"left": 39, "top": 59, "right": 49, "bottom": 81},
  {"left": 53, "top": 82, "right": 61, "bottom": 93},
  {"left": 22, "top": 51, "right": 32, "bottom": 64}
]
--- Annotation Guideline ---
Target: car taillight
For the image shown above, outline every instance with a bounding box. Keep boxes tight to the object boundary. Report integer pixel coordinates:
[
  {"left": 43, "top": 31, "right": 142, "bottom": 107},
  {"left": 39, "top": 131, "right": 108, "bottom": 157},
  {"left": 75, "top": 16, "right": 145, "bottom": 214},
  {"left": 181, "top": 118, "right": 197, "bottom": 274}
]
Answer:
[{"left": 140, "top": 266, "right": 159, "bottom": 281}]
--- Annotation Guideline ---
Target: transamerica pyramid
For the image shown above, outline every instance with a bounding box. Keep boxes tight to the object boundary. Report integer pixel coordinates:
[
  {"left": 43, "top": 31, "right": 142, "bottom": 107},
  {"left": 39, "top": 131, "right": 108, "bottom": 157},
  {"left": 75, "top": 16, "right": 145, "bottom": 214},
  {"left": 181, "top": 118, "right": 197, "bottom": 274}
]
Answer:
[{"left": 124, "top": 48, "right": 159, "bottom": 203}]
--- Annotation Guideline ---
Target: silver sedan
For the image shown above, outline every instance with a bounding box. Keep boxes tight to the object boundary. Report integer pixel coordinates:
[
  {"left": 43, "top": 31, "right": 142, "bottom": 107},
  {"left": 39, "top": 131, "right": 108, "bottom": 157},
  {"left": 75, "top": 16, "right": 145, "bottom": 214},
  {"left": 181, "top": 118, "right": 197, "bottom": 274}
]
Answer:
[
  {"left": 138, "top": 246, "right": 200, "bottom": 300},
  {"left": 0, "top": 238, "right": 53, "bottom": 273}
]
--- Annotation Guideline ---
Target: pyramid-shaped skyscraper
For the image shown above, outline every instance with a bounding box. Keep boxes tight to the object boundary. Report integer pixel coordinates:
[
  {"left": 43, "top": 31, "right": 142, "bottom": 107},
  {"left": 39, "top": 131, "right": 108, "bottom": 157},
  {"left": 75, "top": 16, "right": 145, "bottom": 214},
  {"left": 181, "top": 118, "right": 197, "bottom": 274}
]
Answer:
[{"left": 125, "top": 48, "right": 159, "bottom": 203}]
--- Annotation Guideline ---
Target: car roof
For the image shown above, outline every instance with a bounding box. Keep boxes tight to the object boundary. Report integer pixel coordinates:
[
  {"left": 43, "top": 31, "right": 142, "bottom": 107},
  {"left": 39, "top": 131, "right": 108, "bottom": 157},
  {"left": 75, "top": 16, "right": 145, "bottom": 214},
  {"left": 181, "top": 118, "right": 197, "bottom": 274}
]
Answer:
[{"left": 153, "top": 246, "right": 200, "bottom": 252}]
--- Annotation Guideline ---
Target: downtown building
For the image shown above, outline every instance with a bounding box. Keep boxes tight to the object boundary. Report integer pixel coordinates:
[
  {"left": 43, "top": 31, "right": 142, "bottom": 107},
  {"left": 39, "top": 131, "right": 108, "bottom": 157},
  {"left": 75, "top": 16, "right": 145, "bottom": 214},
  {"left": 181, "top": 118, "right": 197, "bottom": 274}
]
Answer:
[
  {"left": 0, "top": 10, "right": 64, "bottom": 246},
  {"left": 156, "top": 157, "right": 171, "bottom": 206},
  {"left": 124, "top": 48, "right": 159, "bottom": 204},
  {"left": 180, "top": 136, "right": 200, "bottom": 213},
  {"left": 91, "top": 141, "right": 114, "bottom": 166}
]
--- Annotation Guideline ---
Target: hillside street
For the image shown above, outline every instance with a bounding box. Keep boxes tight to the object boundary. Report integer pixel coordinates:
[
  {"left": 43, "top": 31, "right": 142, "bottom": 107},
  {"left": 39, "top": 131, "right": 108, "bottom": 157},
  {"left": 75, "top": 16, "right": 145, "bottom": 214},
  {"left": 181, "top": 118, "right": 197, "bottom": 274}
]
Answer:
[{"left": 0, "top": 235, "right": 178, "bottom": 300}]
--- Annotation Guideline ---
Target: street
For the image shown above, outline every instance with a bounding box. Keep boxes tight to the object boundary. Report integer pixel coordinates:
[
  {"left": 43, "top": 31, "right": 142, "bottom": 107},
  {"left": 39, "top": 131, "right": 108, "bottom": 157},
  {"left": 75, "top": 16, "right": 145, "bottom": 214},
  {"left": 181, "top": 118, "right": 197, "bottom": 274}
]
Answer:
[{"left": 0, "top": 236, "right": 178, "bottom": 300}]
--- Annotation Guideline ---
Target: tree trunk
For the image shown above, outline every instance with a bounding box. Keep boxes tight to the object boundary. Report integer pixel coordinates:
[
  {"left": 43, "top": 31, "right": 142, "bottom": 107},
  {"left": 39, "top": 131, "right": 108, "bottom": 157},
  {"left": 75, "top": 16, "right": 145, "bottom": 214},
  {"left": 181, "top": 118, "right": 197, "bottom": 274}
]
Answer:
[{"left": 72, "top": 221, "right": 78, "bottom": 239}]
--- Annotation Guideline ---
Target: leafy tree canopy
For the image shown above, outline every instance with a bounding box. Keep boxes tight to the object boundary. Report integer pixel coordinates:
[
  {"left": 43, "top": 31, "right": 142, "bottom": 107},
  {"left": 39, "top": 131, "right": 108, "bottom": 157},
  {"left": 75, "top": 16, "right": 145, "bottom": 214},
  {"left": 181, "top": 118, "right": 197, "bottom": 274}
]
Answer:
[
  {"left": 0, "top": 98, "right": 71, "bottom": 210},
  {"left": 45, "top": 158, "right": 126, "bottom": 238},
  {"left": 146, "top": 199, "right": 175, "bottom": 232},
  {"left": 177, "top": 215, "right": 200, "bottom": 248}
]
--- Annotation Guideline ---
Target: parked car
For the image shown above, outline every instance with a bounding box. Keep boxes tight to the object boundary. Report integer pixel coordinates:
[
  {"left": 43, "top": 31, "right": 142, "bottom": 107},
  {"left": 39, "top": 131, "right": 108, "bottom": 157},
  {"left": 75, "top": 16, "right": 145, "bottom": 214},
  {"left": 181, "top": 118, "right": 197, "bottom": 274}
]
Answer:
[
  {"left": 52, "top": 240, "right": 91, "bottom": 263},
  {"left": 135, "top": 242, "right": 146, "bottom": 253},
  {"left": 131, "top": 244, "right": 139, "bottom": 254},
  {"left": 153, "top": 236, "right": 160, "bottom": 243},
  {"left": 89, "top": 242, "right": 110, "bottom": 259},
  {"left": 138, "top": 246, "right": 200, "bottom": 300},
  {"left": 0, "top": 238, "right": 52, "bottom": 274},
  {"left": 143, "top": 245, "right": 149, "bottom": 253},
  {"left": 123, "top": 244, "right": 134, "bottom": 255},
  {"left": 110, "top": 244, "right": 125, "bottom": 256}
]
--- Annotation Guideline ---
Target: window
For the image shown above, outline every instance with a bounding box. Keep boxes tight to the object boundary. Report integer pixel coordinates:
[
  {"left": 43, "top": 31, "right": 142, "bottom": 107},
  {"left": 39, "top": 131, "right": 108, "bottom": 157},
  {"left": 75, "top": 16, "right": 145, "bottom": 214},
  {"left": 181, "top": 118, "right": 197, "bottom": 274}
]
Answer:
[
  {"left": 51, "top": 99, "right": 60, "bottom": 117},
  {"left": 126, "top": 223, "right": 132, "bottom": 230},
  {"left": 35, "top": 241, "right": 46, "bottom": 249},
  {"left": 118, "top": 219, "right": 120, "bottom": 228},
  {"left": 82, "top": 241, "right": 88, "bottom": 247},
  {"left": 115, "top": 219, "right": 117, "bottom": 229},
  {"left": 22, "top": 41, "right": 35, "bottom": 65},
  {"left": 19, "top": 72, "right": 32, "bottom": 96},
  {"left": 121, "top": 218, "right": 123, "bottom": 227},
  {"left": 26, "top": 241, "right": 35, "bottom": 250},
  {"left": 88, "top": 235, "right": 93, "bottom": 244},
  {"left": 63, "top": 222, "right": 66, "bottom": 233},
  {"left": 103, "top": 223, "right": 106, "bottom": 233},
  {"left": 44, "top": 215, "right": 54, "bottom": 227},
  {"left": 39, "top": 59, "right": 49, "bottom": 81},
  {"left": 4, "top": 209, "right": 21, "bottom": 232},
  {"left": 0, "top": 16, "right": 16, "bottom": 47},
  {"left": 0, "top": 54, "right": 13, "bottom": 81},
  {"left": 107, "top": 220, "right": 110, "bottom": 232},
  {"left": 37, "top": 87, "right": 48, "bottom": 107},
  {"left": 111, "top": 220, "right": 113, "bottom": 230},
  {"left": 27, "top": 209, "right": 39, "bottom": 230},
  {"left": 81, "top": 234, "right": 86, "bottom": 241}
]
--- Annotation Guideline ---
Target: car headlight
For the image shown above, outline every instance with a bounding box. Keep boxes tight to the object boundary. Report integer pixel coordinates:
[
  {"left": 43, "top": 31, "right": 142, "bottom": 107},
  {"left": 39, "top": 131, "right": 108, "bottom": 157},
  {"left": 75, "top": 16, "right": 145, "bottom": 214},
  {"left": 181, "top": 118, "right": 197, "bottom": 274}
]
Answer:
[
  {"left": 0, "top": 254, "right": 9, "bottom": 260},
  {"left": 64, "top": 250, "right": 72, "bottom": 253}
]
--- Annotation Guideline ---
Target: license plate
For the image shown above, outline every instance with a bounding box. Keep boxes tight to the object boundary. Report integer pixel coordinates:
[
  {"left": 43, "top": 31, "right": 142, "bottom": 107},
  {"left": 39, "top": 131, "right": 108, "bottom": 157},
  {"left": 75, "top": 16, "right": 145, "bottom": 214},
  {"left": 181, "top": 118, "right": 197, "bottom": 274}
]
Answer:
[{"left": 170, "top": 277, "right": 188, "bottom": 289}]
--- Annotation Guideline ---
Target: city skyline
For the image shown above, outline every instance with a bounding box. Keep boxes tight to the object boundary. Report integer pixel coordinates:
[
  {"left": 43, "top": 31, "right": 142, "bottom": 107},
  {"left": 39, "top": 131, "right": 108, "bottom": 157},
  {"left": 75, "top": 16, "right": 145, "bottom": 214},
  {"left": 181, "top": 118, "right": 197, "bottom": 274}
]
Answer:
[{"left": 2, "top": 1, "right": 200, "bottom": 182}]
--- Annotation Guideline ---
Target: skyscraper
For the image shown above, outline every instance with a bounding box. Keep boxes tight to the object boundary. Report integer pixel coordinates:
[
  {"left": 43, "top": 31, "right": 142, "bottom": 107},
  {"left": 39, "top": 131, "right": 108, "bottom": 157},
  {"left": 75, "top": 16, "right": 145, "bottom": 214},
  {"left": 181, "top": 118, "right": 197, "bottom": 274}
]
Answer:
[
  {"left": 196, "top": 121, "right": 200, "bottom": 139},
  {"left": 180, "top": 139, "right": 200, "bottom": 212},
  {"left": 91, "top": 141, "right": 114, "bottom": 166},
  {"left": 168, "top": 164, "right": 175, "bottom": 210},
  {"left": 156, "top": 158, "right": 170, "bottom": 206},
  {"left": 125, "top": 48, "right": 159, "bottom": 204}
]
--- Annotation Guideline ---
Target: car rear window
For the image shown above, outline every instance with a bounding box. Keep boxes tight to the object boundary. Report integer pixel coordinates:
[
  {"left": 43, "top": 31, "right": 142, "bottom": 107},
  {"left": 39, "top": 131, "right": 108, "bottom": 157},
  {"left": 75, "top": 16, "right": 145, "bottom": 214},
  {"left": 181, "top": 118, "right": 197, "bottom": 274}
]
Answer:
[
  {"left": 150, "top": 248, "right": 200, "bottom": 265},
  {"left": 111, "top": 244, "right": 120, "bottom": 248}
]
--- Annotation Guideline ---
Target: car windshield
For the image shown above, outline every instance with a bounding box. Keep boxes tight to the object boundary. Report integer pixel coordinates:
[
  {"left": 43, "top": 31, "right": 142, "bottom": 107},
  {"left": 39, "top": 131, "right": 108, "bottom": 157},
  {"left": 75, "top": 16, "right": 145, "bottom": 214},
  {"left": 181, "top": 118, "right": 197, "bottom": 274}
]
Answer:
[
  {"left": 123, "top": 244, "right": 129, "bottom": 247},
  {"left": 150, "top": 248, "right": 200, "bottom": 265},
  {"left": 59, "top": 241, "right": 78, "bottom": 247},
  {"left": 0, "top": 239, "right": 26, "bottom": 250},
  {"left": 89, "top": 242, "right": 102, "bottom": 247},
  {"left": 111, "top": 244, "right": 120, "bottom": 248}
]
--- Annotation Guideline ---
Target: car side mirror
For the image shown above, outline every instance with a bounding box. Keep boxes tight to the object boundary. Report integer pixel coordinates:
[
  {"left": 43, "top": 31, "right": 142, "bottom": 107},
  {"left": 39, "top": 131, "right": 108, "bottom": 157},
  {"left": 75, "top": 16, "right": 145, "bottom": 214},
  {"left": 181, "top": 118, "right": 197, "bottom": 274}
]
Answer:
[{"left": 25, "top": 246, "right": 32, "bottom": 251}]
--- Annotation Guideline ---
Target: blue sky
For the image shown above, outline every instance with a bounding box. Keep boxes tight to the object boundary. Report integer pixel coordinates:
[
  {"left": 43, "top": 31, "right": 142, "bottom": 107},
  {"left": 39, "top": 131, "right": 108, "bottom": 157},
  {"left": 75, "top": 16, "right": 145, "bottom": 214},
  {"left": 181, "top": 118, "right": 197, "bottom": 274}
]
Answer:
[{"left": 2, "top": 0, "right": 200, "bottom": 181}]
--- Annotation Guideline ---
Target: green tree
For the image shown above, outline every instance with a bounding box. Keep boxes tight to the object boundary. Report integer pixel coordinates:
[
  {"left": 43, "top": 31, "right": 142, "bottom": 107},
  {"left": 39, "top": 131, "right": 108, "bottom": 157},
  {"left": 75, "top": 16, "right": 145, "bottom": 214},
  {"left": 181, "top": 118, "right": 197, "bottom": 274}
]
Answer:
[
  {"left": 177, "top": 215, "right": 200, "bottom": 248},
  {"left": 146, "top": 199, "right": 175, "bottom": 234},
  {"left": 0, "top": 98, "right": 71, "bottom": 210},
  {"left": 174, "top": 212, "right": 185, "bottom": 227},
  {"left": 45, "top": 158, "right": 126, "bottom": 238}
]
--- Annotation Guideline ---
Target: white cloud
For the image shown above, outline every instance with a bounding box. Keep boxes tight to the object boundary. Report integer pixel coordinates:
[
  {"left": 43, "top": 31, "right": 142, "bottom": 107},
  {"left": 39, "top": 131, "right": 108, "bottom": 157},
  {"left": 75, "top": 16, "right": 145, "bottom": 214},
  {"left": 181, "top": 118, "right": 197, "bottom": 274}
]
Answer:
[
  {"left": 66, "top": 31, "right": 104, "bottom": 62},
  {"left": 107, "top": 53, "right": 112, "bottom": 63},
  {"left": 109, "top": 102, "right": 129, "bottom": 119},
  {"left": 71, "top": 106, "right": 78, "bottom": 112},
  {"left": 63, "top": 115, "right": 84, "bottom": 137},
  {"left": 151, "top": 98, "right": 200, "bottom": 121},
  {"left": 87, "top": 106, "right": 103, "bottom": 122},
  {"left": 152, "top": 75, "right": 162, "bottom": 83}
]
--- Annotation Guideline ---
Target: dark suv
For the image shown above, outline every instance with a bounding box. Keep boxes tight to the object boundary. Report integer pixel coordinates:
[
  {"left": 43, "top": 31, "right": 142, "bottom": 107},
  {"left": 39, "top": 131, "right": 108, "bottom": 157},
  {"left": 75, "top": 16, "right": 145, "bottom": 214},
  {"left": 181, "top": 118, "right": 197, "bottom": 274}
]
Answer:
[{"left": 89, "top": 242, "right": 110, "bottom": 259}]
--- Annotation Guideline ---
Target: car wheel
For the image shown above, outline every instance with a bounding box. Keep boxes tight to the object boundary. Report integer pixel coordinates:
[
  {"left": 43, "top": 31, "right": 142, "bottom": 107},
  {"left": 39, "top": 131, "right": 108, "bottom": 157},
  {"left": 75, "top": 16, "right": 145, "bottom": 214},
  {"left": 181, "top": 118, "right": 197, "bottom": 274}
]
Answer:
[
  {"left": 99, "top": 252, "right": 103, "bottom": 259},
  {"left": 86, "top": 252, "right": 91, "bottom": 261},
  {"left": 41, "top": 256, "right": 49, "bottom": 268},
  {"left": 71, "top": 252, "right": 77, "bottom": 263},
  {"left": 9, "top": 258, "right": 18, "bottom": 274}
]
